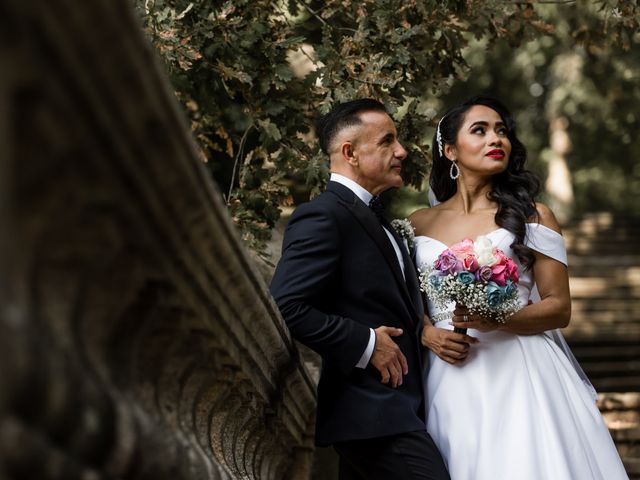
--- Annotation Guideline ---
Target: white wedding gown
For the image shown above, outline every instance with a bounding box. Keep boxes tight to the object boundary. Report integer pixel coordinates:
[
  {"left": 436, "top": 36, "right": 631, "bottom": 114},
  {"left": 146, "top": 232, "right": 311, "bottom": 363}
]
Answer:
[{"left": 415, "top": 224, "right": 628, "bottom": 480}]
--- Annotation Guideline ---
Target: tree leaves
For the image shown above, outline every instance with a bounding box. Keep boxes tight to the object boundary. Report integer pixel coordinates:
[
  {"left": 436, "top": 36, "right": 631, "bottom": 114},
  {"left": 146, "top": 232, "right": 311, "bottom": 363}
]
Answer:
[{"left": 134, "top": 0, "right": 640, "bottom": 252}]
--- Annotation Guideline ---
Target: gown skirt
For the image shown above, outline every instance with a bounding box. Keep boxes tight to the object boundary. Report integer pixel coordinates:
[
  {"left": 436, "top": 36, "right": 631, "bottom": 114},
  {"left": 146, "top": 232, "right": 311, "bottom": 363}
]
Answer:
[{"left": 415, "top": 225, "right": 628, "bottom": 480}]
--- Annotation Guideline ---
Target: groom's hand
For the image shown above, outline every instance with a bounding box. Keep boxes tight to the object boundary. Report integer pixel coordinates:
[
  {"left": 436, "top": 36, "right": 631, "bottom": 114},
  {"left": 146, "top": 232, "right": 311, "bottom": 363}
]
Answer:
[
  {"left": 371, "top": 326, "right": 408, "bottom": 388},
  {"left": 422, "top": 322, "right": 478, "bottom": 364}
]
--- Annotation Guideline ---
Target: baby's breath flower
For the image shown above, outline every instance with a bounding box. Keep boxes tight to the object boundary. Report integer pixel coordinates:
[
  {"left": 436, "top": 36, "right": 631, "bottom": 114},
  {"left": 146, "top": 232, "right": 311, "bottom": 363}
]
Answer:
[
  {"left": 419, "top": 265, "right": 520, "bottom": 324},
  {"left": 391, "top": 218, "right": 415, "bottom": 242},
  {"left": 391, "top": 218, "right": 416, "bottom": 253}
]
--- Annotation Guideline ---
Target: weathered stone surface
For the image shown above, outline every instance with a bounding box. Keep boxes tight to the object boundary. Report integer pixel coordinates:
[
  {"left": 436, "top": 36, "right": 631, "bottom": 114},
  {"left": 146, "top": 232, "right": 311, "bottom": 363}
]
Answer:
[{"left": 0, "top": 1, "right": 316, "bottom": 479}]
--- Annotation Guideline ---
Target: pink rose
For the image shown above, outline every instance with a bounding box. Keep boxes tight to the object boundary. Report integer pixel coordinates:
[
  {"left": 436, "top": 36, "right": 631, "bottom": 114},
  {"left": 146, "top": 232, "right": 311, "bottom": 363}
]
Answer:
[
  {"left": 505, "top": 259, "right": 519, "bottom": 283},
  {"left": 462, "top": 255, "right": 479, "bottom": 272},
  {"left": 450, "top": 239, "right": 479, "bottom": 272},
  {"left": 493, "top": 249, "right": 509, "bottom": 265},
  {"left": 450, "top": 238, "right": 475, "bottom": 257},
  {"left": 491, "top": 263, "right": 508, "bottom": 286}
]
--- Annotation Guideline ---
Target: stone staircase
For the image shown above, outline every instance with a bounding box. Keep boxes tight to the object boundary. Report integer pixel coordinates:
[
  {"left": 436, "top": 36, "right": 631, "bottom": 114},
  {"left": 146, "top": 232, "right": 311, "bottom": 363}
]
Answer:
[{"left": 563, "top": 213, "right": 640, "bottom": 478}]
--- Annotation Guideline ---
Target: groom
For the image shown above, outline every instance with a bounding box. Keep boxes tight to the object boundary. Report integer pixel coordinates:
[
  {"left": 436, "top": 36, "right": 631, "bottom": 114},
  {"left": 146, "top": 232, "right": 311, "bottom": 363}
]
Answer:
[{"left": 270, "top": 99, "right": 449, "bottom": 479}]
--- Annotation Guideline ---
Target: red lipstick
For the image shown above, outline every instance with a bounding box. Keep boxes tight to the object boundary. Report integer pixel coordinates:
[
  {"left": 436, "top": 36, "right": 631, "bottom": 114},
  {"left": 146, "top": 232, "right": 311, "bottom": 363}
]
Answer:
[{"left": 486, "top": 149, "right": 505, "bottom": 159}]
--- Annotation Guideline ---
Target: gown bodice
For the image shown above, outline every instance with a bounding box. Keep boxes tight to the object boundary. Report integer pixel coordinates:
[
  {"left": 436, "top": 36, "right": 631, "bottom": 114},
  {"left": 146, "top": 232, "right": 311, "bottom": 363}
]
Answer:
[{"left": 414, "top": 223, "right": 566, "bottom": 324}]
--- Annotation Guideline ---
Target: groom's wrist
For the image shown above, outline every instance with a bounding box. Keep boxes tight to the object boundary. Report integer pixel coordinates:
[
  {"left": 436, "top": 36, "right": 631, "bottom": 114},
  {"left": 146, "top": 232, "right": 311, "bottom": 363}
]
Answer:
[{"left": 355, "top": 328, "right": 376, "bottom": 368}]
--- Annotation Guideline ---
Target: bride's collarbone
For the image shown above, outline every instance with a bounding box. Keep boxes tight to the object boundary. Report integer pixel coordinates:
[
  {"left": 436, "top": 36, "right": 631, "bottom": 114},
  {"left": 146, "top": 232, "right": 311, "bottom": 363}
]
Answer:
[{"left": 417, "top": 218, "right": 502, "bottom": 247}]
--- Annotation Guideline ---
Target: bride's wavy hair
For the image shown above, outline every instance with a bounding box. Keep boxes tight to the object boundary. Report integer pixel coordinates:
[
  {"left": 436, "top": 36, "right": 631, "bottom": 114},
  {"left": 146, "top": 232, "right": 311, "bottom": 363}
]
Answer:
[{"left": 430, "top": 95, "right": 540, "bottom": 268}]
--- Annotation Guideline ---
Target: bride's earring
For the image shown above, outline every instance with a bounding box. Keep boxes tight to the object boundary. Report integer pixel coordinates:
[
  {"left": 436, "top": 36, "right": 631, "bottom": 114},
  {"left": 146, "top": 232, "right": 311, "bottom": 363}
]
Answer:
[{"left": 449, "top": 161, "right": 460, "bottom": 180}]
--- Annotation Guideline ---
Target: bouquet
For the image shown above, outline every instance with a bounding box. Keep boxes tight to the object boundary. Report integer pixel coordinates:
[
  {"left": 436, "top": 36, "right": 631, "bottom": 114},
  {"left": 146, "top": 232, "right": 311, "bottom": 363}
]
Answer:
[{"left": 419, "top": 236, "right": 521, "bottom": 333}]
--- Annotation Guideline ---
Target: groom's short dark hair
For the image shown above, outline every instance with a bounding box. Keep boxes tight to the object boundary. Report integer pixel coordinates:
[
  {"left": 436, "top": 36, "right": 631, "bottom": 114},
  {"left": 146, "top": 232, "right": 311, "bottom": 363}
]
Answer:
[{"left": 316, "top": 98, "right": 387, "bottom": 155}]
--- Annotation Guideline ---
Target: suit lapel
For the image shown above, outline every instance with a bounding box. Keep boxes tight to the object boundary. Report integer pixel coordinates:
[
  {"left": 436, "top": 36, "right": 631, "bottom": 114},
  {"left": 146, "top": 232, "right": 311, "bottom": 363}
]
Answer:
[
  {"left": 386, "top": 221, "right": 424, "bottom": 320},
  {"left": 328, "top": 182, "right": 420, "bottom": 324}
]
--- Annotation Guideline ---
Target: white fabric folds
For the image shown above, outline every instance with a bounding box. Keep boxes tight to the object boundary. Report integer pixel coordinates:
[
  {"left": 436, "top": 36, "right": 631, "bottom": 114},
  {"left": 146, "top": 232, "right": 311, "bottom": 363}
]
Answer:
[{"left": 415, "top": 224, "right": 628, "bottom": 480}]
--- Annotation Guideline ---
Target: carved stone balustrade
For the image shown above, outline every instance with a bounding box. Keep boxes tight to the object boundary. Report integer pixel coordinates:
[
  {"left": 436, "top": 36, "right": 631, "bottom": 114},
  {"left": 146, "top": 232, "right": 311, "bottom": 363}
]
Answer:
[{"left": 0, "top": 1, "right": 316, "bottom": 478}]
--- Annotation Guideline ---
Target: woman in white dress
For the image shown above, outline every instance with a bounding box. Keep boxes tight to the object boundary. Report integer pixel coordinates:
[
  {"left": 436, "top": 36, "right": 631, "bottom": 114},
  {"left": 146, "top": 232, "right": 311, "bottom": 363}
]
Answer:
[{"left": 410, "top": 96, "right": 628, "bottom": 480}]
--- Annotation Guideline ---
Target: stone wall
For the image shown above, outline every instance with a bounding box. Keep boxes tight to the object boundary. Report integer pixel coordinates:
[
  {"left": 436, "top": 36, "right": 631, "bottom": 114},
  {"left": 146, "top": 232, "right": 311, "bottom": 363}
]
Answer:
[{"left": 0, "top": 1, "right": 316, "bottom": 479}]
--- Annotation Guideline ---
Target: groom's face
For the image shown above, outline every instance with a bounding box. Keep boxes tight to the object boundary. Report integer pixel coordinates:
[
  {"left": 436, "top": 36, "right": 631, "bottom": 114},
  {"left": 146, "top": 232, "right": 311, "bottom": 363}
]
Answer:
[{"left": 351, "top": 110, "right": 407, "bottom": 195}]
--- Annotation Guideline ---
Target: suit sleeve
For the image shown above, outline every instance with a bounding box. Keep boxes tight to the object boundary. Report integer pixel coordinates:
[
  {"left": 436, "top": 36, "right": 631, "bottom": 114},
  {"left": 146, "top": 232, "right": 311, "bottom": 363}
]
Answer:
[{"left": 270, "top": 202, "right": 371, "bottom": 374}]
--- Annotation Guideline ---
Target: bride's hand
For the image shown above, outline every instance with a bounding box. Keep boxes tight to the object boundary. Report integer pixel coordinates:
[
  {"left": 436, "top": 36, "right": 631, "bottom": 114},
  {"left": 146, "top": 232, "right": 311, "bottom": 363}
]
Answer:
[
  {"left": 451, "top": 305, "right": 499, "bottom": 332},
  {"left": 421, "top": 321, "right": 478, "bottom": 364}
]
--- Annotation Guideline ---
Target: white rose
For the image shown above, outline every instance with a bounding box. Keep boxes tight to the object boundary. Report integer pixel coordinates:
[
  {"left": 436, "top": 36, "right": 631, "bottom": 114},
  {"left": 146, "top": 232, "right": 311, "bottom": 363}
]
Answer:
[{"left": 474, "top": 235, "right": 497, "bottom": 266}]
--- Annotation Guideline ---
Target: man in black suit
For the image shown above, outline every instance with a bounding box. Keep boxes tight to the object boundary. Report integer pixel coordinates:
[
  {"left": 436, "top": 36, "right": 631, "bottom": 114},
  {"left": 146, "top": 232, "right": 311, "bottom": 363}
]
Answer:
[{"left": 270, "top": 99, "right": 449, "bottom": 479}]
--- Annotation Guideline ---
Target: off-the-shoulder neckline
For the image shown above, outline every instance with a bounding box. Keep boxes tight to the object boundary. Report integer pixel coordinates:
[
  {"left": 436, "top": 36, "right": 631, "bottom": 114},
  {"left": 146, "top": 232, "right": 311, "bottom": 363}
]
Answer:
[{"left": 414, "top": 223, "right": 561, "bottom": 249}]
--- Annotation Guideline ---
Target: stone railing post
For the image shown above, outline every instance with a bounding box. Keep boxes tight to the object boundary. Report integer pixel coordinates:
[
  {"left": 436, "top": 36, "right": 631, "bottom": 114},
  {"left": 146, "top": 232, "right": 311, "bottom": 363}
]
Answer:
[{"left": 0, "top": 1, "right": 316, "bottom": 479}]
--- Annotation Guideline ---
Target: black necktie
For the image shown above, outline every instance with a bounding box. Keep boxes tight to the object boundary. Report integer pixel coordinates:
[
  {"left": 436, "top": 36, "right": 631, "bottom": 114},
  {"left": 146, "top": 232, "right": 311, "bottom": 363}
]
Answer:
[{"left": 369, "top": 195, "right": 385, "bottom": 223}]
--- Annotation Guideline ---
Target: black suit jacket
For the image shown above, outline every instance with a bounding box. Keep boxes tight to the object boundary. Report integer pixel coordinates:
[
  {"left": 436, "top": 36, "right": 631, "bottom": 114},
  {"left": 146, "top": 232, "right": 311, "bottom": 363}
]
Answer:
[{"left": 270, "top": 181, "right": 426, "bottom": 446}]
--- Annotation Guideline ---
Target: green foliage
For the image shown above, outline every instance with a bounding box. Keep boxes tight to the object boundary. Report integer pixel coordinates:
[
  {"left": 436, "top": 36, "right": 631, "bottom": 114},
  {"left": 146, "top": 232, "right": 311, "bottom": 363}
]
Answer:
[{"left": 134, "top": 0, "right": 640, "bottom": 250}]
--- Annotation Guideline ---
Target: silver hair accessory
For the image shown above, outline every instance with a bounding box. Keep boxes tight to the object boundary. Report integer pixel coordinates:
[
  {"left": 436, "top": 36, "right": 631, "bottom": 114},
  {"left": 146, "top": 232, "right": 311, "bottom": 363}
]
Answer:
[{"left": 436, "top": 116, "right": 445, "bottom": 158}]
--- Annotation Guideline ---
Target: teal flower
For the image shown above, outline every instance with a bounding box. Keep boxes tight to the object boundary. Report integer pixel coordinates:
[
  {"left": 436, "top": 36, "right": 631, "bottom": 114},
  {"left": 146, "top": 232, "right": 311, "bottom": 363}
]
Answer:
[
  {"left": 457, "top": 271, "right": 475, "bottom": 285},
  {"left": 486, "top": 281, "right": 505, "bottom": 307},
  {"left": 428, "top": 273, "right": 443, "bottom": 288}
]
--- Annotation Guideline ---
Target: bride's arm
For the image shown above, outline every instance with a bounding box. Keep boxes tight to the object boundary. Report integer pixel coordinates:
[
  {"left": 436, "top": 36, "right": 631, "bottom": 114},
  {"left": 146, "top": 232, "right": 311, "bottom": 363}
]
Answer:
[
  {"left": 495, "top": 250, "right": 571, "bottom": 334},
  {"left": 452, "top": 204, "right": 571, "bottom": 335},
  {"left": 499, "top": 204, "right": 571, "bottom": 334}
]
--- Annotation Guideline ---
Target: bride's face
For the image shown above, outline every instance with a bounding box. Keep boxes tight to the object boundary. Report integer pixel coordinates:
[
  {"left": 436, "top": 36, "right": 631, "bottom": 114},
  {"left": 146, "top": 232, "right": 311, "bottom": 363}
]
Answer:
[{"left": 445, "top": 105, "right": 511, "bottom": 177}]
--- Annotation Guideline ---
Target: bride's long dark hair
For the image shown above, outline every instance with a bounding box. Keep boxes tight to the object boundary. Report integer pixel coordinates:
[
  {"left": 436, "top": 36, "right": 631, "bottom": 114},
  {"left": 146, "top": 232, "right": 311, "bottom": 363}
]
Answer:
[{"left": 430, "top": 96, "right": 541, "bottom": 268}]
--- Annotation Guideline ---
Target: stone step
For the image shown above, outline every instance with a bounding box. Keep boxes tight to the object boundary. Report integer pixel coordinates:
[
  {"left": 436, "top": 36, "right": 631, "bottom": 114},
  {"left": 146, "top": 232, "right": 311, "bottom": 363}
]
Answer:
[
  {"left": 570, "top": 300, "right": 640, "bottom": 313},
  {"left": 563, "top": 214, "right": 640, "bottom": 477},
  {"left": 612, "top": 427, "right": 640, "bottom": 442},
  {"left": 566, "top": 230, "right": 640, "bottom": 241},
  {"left": 598, "top": 392, "right": 640, "bottom": 436},
  {"left": 581, "top": 360, "right": 640, "bottom": 376},
  {"left": 605, "top": 411, "right": 640, "bottom": 430},
  {"left": 569, "top": 278, "right": 640, "bottom": 297},
  {"left": 568, "top": 243, "right": 640, "bottom": 255},
  {"left": 572, "top": 345, "right": 640, "bottom": 360},
  {"left": 566, "top": 229, "right": 640, "bottom": 239},
  {"left": 589, "top": 376, "right": 640, "bottom": 392},
  {"left": 570, "top": 312, "right": 640, "bottom": 324},
  {"left": 564, "top": 213, "right": 640, "bottom": 232},
  {"left": 566, "top": 222, "right": 640, "bottom": 233},
  {"left": 569, "top": 308, "right": 640, "bottom": 317},
  {"left": 564, "top": 323, "right": 640, "bottom": 340},
  {"left": 588, "top": 371, "right": 640, "bottom": 393},
  {"left": 570, "top": 314, "right": 640, "bottom": 328},
  {"left": 567, "top": 260, "right": 640, "bottom": 278},
  {"left": 571, "top": 286, "right": 640, "bottom": 297},
  {"left": 616, "top": 440, "right": 640, "bottom": 459},
  {"left": 599, "top": 392, "right": 640, "bottom": 410},
  {"left": 622, "top": 456, "right": 640, "bottom": 478}
]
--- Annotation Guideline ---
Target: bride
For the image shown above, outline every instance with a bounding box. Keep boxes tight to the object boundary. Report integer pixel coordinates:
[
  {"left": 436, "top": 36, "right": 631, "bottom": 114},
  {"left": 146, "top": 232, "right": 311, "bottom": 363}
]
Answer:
[{"left": 410, "top": 96, "right": 628, "bottom": 479}]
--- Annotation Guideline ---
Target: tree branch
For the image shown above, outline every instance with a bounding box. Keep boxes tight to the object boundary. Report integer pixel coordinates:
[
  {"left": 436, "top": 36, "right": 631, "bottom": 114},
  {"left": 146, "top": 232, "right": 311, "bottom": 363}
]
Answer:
[
  {"left": 300, "top": 2, "right": 327, "bottom": 25},
  {"left": 506, "top": 1, "right": 576, "bottom": 4},
  {"left": 226, "top": 124, "right": 253, "bottom": 205}
]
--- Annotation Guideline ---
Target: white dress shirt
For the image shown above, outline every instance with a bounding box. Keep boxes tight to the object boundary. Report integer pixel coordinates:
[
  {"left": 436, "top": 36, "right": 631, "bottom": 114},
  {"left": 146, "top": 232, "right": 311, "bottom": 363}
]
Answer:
[{"left": 330, "top": 173, "right": 406, "bottom": 368}]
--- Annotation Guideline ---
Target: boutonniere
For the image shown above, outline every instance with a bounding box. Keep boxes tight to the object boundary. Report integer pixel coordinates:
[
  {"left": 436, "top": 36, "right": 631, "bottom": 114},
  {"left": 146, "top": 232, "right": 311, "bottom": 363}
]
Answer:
[{"left": 390, "top": 218, "right": 416, "bottom": 253}]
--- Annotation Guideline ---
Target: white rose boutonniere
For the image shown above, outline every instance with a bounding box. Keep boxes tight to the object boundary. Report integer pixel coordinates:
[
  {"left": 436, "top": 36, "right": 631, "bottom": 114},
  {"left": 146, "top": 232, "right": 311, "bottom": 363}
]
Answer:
[{"left": 390, "top": 218, "right": 416, "bottom": 254}]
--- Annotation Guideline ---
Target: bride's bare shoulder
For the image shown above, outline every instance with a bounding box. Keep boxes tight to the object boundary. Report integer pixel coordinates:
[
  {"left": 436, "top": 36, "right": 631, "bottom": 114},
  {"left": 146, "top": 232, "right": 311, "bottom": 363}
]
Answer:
[{"left": 530, "top": 203, "right": 562, "bottom": 234}]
